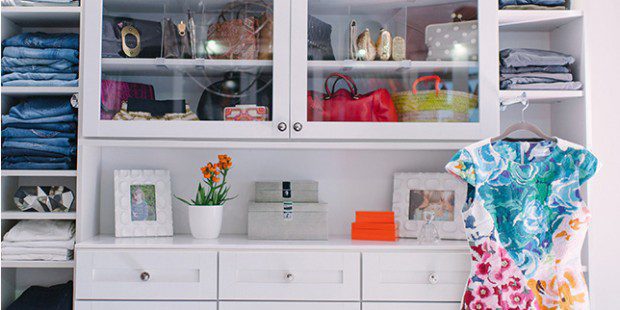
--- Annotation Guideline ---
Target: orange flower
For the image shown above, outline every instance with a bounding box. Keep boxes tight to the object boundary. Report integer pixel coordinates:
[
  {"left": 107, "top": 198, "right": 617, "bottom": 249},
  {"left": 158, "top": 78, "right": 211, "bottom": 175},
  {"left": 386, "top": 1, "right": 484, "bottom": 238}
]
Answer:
[
  {"left": 212, "top": 177, "right": 221, "bottom": 183},
  {"left": 203, "top": 173, "right": 211, "bottom": 179},
  {"left": 218, "top": 154, "right": 233, "bottom": 170}
]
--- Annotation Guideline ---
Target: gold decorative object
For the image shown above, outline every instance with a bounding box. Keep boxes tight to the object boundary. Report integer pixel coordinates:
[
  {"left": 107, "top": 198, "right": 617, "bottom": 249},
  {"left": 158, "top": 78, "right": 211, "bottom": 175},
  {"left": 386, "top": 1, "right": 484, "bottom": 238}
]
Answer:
[
  {"left": 375, "top": 28, "right": 392, "bottom": 61},
  {"left": 392, "top": 36, "right": 406, "bottom": 61},
  {"left": 177, "top": 21, "right": 187, "bottom": 36},
  {"left": 356, "top": 28, "right": 376, "bottom": 61},
  {"left": 121, "top": 25, "right": 141, "bottom": 58}
]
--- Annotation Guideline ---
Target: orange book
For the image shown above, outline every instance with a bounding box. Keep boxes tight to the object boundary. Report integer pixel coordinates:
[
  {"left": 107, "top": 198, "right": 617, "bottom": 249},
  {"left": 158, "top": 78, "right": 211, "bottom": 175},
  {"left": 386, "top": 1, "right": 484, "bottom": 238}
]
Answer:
[
  {"left": 351, "top": 222, "right": 396, "bottom": 231},
  {"left": 351, "top": 228, "right": 398, "bottom": 241},
  {"left": 355, "top": 211, "right": 394, "bottom": 223}
]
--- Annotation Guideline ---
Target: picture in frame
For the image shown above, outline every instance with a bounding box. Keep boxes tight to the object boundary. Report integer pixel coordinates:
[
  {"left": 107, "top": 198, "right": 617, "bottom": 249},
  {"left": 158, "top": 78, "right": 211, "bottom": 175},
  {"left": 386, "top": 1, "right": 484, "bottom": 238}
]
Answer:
[
  {"left": 114, "top": 170, "right": 173, "bottom": 237},
  {"left": 392, "top": 173, "right": 467, "bottom": 240}
]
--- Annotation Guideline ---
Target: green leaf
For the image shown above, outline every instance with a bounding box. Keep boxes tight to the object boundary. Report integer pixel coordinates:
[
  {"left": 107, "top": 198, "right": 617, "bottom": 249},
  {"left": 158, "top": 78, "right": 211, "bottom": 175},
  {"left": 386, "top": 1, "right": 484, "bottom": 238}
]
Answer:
[{"left": 174, "top": 195, "right": 194, "bottom": 206}]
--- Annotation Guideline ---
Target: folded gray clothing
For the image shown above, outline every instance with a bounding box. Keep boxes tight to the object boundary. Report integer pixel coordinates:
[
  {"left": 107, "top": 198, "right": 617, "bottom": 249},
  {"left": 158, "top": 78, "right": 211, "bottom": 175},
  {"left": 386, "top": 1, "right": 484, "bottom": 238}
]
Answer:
[
  {"left": 501, "top": 76, "right": 577, "bottom": 89},
  {"left": 501, "top": 65, "right": 570, "bottom": 74},
  {"left": 501, "top": 4, "right": 566, "bottom": 10},
  {"left": 504, "top": 82, "right": 583, "bottom": 90},
  {"left": 501, "top": 48, "right": 575, "bottom": 68},
  {"left": 501, "top": 72, "right": 573, "bottom": 82},
  {"left": 2, "top": 0, "right": 78, "bottom": 6}
]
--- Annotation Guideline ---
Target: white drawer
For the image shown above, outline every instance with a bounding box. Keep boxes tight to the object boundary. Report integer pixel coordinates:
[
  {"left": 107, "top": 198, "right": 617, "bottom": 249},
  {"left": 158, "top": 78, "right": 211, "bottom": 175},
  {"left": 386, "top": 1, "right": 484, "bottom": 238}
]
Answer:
[
  {"left": 219, "top": 251, "right": 360, "bottom": 301},
  {"left": 363, "top": 252, "right": 469, "bottom": 302},
  {"left": 76, "top": 301, "right": 216, "bottom": 310},
  {"left": 220, "top": 302, "right": 360, "bottom": 310},
  {"left": 76, "top": 249, "right": 217, "bottom": 300},
  {"left": 363, "top": 302, "right": 459, "bottom": 310}
]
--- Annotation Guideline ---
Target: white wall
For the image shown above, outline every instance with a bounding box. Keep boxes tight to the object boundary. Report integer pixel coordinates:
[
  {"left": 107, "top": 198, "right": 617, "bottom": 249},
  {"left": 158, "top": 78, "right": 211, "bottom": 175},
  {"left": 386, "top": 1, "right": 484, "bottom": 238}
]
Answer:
[{"left": 581, "top": 1, "right": 620, "bottom": 308}]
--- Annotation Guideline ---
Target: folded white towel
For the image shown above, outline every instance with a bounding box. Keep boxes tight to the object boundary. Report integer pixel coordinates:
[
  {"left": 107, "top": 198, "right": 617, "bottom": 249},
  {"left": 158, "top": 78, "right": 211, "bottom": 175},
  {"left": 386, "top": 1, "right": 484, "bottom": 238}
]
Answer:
[
  {"left": 2, "top": 253, "right": 71, "bottom": 261},
  {"left": 1, "top": 238, "right": 75, "bottom": 250},
  {"left": 3, "top": 220, "right": 75, "bottom": 242},
  {"left": 2, "top": 247, "right": 70, "bottom": 256}
]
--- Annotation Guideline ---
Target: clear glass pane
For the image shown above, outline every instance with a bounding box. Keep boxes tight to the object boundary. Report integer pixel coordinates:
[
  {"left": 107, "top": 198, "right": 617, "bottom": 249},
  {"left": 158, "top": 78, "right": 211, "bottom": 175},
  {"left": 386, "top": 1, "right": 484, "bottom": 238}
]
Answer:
[
  {"left": 100, "top": 0, "right": 274, "bottom": 122},
  {"left": 307, "top": 0, "right": 479, "bottom": 123}
]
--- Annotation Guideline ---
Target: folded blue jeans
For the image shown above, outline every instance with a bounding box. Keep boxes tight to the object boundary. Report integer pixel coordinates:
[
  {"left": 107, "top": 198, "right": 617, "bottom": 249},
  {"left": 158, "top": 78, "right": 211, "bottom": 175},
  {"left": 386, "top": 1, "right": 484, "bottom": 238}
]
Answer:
[
  {"left": 9, "top": 97, "right": 74, "bottom": 120},
  {"left": 2, "top": 127, "right": 76, "bottom": 139},
  {"left": 2, "top": 156, "right": 72, "bottom": 164},
  {"left": 1, "top": 161, "right": 72, "bottom": 170},
  {"left": 7, "top": 137, "right": 74, "bottom": 147},
  {"left": 2, "top": 32, "right": 79, "bottom": 50},
  {"left": 8, "top": 122, "right": 76, "bottom": 132},
  {"left": 1, "top": 79, "right": 78, "bottom": 87},
  {"left": 2, "top": 146, "right": 70, "bottom": 158},
  {"left": 2, "top": 72, "right": 77, "bottom": 83},
  {"left": 2, "top": 113, "right": 77, "bottom": 125},
  {"left": 2, "top": 65, "right": 79, "bottom": 74},
  {"left": 2, "top": 57, "right": 76, "bottom": 70},
  {"left": 500, "top": 65, "right": 570, "bottom": 74},
  {"left": 499, "top": 0, "right": 565, "bottom": 8},
  {"left": 3, "top": 47, "right": 79, "bottom": 64},
  {"left": 2, "top": 140, "right": 76, "bottom": 156},
  {"left": 500, "top": 48, "right": 575, "bottom": 68}
]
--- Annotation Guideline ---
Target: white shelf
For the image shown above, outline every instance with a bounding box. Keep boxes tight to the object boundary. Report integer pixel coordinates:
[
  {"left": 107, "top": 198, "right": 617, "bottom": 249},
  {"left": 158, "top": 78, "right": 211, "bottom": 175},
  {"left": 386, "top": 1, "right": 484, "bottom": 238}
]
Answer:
[
  {"left": 499, "top": 10, "right": 583, "bottom": 32},
  {"left": 1, "top": 170, "right": 77, "bottom": 177},
  {"left": 308, "top": 60, "right": 478, "bottom": 74},
  {"left": 77, "top": 234, "right": 470, "bottom": 252},
  {"left": 1, "top": 260, "right": 74, "bottom": 269},
  {"left": 1, "top": 211, "right": 76, "bottom": 220},
  {"left": 101, "top": 58, "right": 273, "bottom": 76},
  {"left": 1, "top": 6, "right": 81, "bottom": 27},
  {"left": 500, "top": 90, "right": 584, "bottom": 103},
  {"left": 1, "top": 87, "right": 79, "bottom": 97}
]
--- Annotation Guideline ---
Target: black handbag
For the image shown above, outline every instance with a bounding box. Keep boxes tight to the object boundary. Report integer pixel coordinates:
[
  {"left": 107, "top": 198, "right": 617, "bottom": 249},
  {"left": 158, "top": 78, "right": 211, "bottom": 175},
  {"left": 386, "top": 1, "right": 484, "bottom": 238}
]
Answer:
[
  {"left": 196, "top": 72, "right": 272, "bottom": 121},
  {"left": 102, "top": 16, "right": 162, "bottom": 58},
  {"left": 126, "top": 99, "right": 187, "bottom": 117},
  {"left": 162, "top": 15, "right": 193, "bottom": 59},
  {"left": 307, "top": 15, "right": 335, "bottom": 61}
]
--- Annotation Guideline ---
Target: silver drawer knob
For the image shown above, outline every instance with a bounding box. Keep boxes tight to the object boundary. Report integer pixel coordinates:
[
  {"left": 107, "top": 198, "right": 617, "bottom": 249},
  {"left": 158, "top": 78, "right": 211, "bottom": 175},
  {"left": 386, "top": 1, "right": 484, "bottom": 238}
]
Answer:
[
  {"left": 277, "top": 122, "right": 287, "bottom": 132},
  {"left": 428, "top": 272, "right": 439, "bottom": 284},
  {"left": 140, "top": 272, "right": 150, "bottom": 282},
  {"left": 285, "top": 272, "right": 295, "bottom": 282},
  {"left": 293, "top": 122, "right": 303, "bottom": 132}
]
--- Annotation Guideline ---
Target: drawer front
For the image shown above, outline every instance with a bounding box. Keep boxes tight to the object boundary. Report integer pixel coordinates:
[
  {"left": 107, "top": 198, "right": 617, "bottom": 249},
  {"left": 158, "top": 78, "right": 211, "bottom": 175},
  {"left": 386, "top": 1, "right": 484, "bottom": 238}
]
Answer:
[
  {"left": 219, "top": 251, "right": 360, "bottom": 300},
  {"left": 76, "top": 301, "right": 216, "bottom": 310},
  {"left": 76, "top": 249, "right": 217, "bottom": 300},
  {"left": 363, "top": 252, "right": 469, "bottom": 302},
  {"left": 363, "top": 302, "right": 459, "bottom": 310},
  {"left": 220, "top": 302, "right": 360, "bottom": 310}
]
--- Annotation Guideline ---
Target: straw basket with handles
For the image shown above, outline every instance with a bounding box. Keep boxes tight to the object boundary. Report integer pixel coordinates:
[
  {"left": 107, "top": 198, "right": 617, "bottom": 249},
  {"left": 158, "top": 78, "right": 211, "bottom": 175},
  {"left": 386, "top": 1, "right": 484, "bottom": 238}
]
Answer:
[{"left": 391, "top": 75, "right": 478, "bottom": 122}]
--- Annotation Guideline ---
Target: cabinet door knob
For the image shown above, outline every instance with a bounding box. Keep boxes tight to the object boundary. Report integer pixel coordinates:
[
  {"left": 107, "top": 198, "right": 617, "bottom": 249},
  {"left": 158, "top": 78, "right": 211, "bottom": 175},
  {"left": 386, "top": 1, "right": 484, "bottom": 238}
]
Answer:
[
  {"left": 140, "top": 272, "right": 150, "bottom": 282},
  {"left": 428, "top": 272, "right": 439, "bottom": 284},
  {"left": 277, "top": 122, "right": 288, "bottom": 132},
  {"left": 293, "top": 122, "right": 303, "bottom": 132},
  {"left": 285, "top": 272, "right": 295, "bottom": 282}
]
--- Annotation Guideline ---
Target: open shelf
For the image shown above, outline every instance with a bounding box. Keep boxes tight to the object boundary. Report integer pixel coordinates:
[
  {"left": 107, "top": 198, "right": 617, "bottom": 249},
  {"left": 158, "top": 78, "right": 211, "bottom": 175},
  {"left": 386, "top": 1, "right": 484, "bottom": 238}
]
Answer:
[
  {"left": 101, "top": 58, "right": 273, "bottom": 76},
  {"left": 1, "top": 6, "right": 81, "bottom": 27},
  {"left": 1, "top": 87, "right": 79, "bottom": 97},
  {"left": 1, "top": 170, "right": 77, "bottom": 177},
  {"left": 308, "top": 60, "right": 478, "bottom": 74},
  {"left": 1, "top": 260, "right": 74, "bottom": 269},
  {"left": 1, "top": 211, "right": 76, "bottom": 220},
  {"left": 500, "top": 90, "right": 583, "bottom": 103},
  {"left": 499, "top": 10, "right": 583, "bottom": 31}
]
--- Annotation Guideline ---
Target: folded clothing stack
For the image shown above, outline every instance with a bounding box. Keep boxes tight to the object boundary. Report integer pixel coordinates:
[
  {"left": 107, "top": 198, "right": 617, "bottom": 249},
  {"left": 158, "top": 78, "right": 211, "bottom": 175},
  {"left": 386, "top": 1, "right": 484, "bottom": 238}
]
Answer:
[
  {"left": 2, "top": 96, "right": 77, "bottom": 170},
  {"left": 1, "top": 32, "right": 79, "bottom": 87},
  {"left": 499, "top": 0, "right": 568, "bottom": 10},
  {"left": 500, "top": 48, "right": 582, "bottom": 90},
  {"left": 2, "top": 0, "right": 79, "bottom": 6},
  {"left": 2, "top": 220, "right": 75, "bottom": 261}
]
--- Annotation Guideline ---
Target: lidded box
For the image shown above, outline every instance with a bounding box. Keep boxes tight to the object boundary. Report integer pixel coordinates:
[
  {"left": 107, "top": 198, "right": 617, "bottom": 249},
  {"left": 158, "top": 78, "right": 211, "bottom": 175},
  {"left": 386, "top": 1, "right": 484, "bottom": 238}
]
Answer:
[
  {"left": 255, "top": 181, "right": 318, "bottom": 203},
  {"left": 248, "top": 202, "right": 328, "bottom": 240}
]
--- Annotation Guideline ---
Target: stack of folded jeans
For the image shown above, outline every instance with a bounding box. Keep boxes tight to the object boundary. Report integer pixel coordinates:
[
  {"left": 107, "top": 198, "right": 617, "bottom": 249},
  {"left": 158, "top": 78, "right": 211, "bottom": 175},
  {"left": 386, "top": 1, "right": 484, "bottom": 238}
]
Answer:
[
  {"left": 1, "top": 32, "right": 79, "bottom": 87},
  {"left": 2, "top": 97, "right": 77, "bottom": 170},
  {"left": 2, "top": 0, "right": 79, "bottom": 6},
  {"left": 499, "top": 0, "right": 568, "bottom": 10},
  {"left": 500, "top": 48, "right": 582, "bottom": 90}
]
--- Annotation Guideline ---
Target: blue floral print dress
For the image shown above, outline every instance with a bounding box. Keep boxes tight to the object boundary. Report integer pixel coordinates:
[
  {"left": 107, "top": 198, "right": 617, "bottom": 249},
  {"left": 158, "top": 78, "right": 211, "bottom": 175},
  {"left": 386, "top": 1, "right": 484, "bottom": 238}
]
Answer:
[{"left": 446, "top": 138, "right": 597, "bottom": 310}]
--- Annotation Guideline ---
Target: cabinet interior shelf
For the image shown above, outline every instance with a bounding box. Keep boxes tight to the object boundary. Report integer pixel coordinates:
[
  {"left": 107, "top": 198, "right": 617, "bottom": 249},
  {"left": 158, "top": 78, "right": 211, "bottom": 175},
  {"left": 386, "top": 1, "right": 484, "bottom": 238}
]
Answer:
[
  {"left": 1, "top": 170, "right": 77, "bottom": 177},
  {"left": 1, "top": 87, "right": 79, "bottom": 97},
  {"left": 101, "top": 58, "right": 273, "bottom": 76},
  {"left": 308, "top": 60, "right": 478, "bottom": 75},
  {"left": 500, "top": 90, "right": 583, "bottom": 103},
  {"left": 499, "top": 10, "right": 583, "bottom": 32},
  {"left": 1, "top": 6, "right": 81, "bottom": 27},
  {"left": 1, "top": 211, "right": 76, "bottom": 220},
  {"left": 1, "top": 260, "right": 74, "bottom": 269}
]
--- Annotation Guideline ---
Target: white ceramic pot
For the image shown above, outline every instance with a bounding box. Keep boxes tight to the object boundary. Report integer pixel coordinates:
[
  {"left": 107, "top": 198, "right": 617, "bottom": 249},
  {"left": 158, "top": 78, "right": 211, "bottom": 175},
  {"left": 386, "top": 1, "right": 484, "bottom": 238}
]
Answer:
[{"left": 187, "top": 205, "right": 223, "bottom": 239}]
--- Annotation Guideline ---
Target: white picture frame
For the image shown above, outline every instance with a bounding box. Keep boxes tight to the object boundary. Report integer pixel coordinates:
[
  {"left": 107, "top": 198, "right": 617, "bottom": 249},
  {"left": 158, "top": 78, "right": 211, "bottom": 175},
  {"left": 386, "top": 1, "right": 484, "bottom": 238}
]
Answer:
[
  {"left": 114, "top": 170, "right": 173, "bottom": 237},
  {"left": 392, "top": 173, "right": 467, "bottom": 240}
]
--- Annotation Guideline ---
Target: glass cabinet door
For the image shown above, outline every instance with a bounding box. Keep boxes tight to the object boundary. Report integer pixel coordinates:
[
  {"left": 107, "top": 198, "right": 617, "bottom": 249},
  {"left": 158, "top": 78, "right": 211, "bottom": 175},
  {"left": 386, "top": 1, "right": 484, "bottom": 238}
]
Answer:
[
  {"left": 82, "top": 0, "right": 290, "bottom": 139},
  {"left": 290, "top": 0, "right": 499, "bottom": 141}
]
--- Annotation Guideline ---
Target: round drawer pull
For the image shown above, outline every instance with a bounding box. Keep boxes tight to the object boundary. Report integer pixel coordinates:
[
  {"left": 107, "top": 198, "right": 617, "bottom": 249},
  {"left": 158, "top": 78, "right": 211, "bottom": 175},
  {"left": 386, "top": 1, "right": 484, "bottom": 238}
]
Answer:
[
  {"left": 428, "top": 272, "right": 439, "bottom": 285},
  {"left": 293, "top": 122, "right": 303, "bottom": 132},
  {"left": 140, "top": 272, "right": 150, "bottom": 282},
  {"left": 277, "top": 122, "right": 287, "bottom": 132},
  {"left": 285, "top": 272, "right": 295, "bottom": 282}
]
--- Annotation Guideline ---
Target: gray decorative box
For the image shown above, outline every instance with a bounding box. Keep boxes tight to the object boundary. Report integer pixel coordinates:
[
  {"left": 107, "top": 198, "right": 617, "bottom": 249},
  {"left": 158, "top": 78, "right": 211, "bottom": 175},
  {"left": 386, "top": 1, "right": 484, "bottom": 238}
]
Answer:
[
  {"left": 255, "top": 181, "right": 319, "bottom": 203},
  {"left": 248, "top": 202, "right": 328, "bottom": 240}
]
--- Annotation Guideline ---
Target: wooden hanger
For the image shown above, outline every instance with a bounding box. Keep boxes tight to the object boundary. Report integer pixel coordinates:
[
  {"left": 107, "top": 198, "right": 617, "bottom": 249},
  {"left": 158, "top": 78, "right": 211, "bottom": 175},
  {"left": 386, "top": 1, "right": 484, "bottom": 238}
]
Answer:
[{"left": 491, "top": 92, "right": 557, "bottom": 143}]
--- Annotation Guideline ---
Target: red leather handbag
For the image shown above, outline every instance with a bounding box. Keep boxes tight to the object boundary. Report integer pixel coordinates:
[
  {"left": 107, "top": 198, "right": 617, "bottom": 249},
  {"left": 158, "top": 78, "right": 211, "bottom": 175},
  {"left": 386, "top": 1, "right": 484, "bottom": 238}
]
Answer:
[{"left": 307, "top": 73, "right": 398, "bottom": 122}]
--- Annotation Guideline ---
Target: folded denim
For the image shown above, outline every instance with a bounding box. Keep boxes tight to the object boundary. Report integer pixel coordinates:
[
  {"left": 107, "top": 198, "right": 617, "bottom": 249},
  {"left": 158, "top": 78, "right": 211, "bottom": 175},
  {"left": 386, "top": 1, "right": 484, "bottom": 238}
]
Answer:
[
  {"left": 2, "top": 65, "right": 79, "bottom": 74},
  {"left": 2, "top": 113, "right": 77, "bottom": 125},
  {"left": 501, "top": 72, "right": 573, "bottom": 82},
  {"left": 499, "top": 0, "right": 564, "bottom": 8},
  {"left": 2, "top": 72, "right": 77, "bottom": 83},
  {"left": 2, "top": 0, "right": 78, "bottom": 5},
  {"left": 1, "top": 146, "right": 70, "bottom": 158},
  {"left": 2, "top": 141, "right": 76, "bottom": 156},
  {"left": 2, "top": 57, "right": 76, "bottom": 70},
  {"left": 2, "top": 32, "right": 79, "bottom": 50},
  {"left": 2, "top": 155, "right": 72, "bottom": 163},
  {"left": 501, "top": 4, "right": 566, "bottom": 10},
  {"left": 504, "top": 81, "right": 583, "bottom": 90},
  {"left": 2, "top": 47, "right": 79, "bottom": 64},
  {"left": 2, "top": 127, "right": 75, "bottom": 139},
  {"left": 1, "top": 161, "right": 72, "bottom": 170},
  {"left": 1, "top": 79, "right": 78, "bottom": 87},
  {"left": 7, "top": 122, "right": 76, "bottom": 132},
  {"left": 500, "top": 65, "right": 570, "bottom": 74},
  {"left": 6, "top": 137, "right": 74, "bottom": 147},
  {"left": 500, "top": 48, "right": 575, "bottom": 68},
  {"left": 9, "top": 97, "right": 74, "bottom": 120},
  {"left": 501, "top": 76, "right": 577, "bottom": 89}
]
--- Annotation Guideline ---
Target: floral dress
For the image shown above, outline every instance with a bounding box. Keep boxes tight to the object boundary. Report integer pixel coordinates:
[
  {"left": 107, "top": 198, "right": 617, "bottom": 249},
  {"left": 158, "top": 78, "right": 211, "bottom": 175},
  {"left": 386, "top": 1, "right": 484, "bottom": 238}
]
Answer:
[{"left": 446, "top": 139, "right": 597, "bottom": 310}]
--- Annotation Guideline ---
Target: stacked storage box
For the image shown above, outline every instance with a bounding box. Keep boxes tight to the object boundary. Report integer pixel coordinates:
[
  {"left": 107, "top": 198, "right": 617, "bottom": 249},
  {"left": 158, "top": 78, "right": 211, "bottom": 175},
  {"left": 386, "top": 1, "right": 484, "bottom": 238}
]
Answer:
[{"left": 248, "top": 181, "right": 327, "bottom": 240}]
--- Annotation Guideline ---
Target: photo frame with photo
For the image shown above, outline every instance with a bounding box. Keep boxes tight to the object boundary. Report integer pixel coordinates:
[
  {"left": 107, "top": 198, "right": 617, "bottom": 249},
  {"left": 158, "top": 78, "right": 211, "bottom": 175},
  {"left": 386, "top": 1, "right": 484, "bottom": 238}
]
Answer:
[
  {"left": 114, "top": 170, "right": 173, "bottom": 237},
  {"left": 392, "top": 173, "right": 467, "bottom": 240}
]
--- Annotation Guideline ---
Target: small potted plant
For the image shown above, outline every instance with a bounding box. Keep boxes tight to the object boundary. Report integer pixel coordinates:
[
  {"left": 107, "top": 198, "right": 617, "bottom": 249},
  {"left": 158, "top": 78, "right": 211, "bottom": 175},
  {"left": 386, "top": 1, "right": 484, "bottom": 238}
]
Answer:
[{"left": 176, "top": 154, "right": 235, "bottom": 239}]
